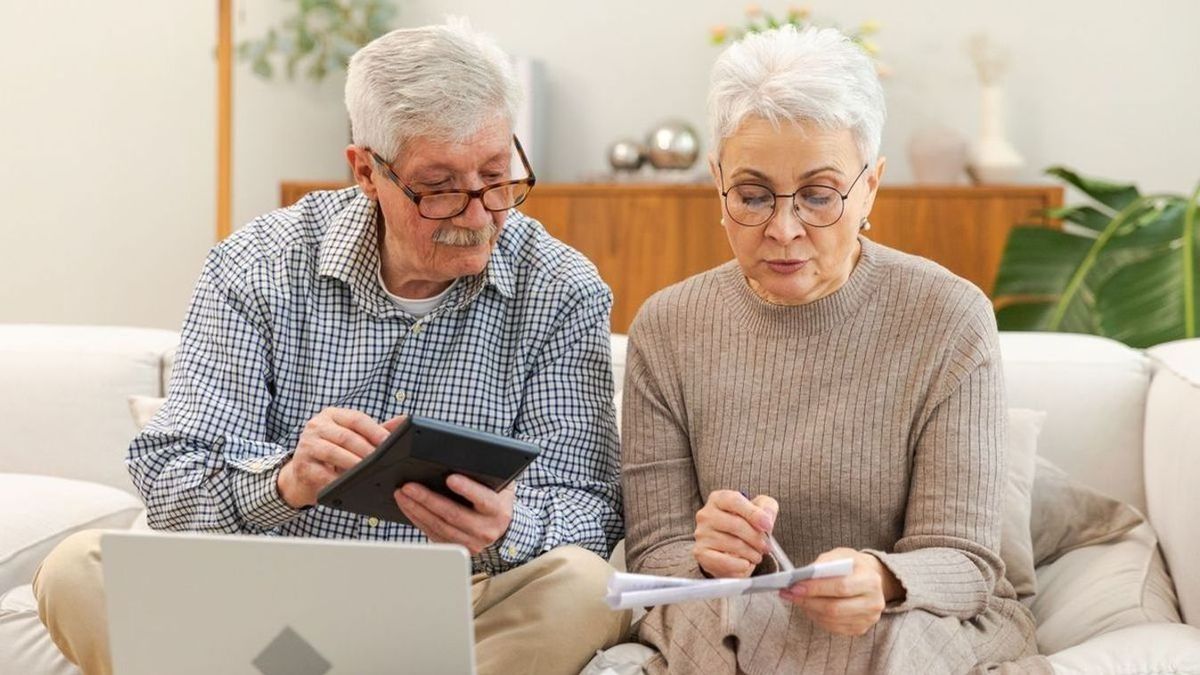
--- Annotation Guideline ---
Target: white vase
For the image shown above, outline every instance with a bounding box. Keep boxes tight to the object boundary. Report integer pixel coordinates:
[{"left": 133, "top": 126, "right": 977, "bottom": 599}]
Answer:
[{"left": 968, "top": 83, "right": 1024, "bottom": 184}]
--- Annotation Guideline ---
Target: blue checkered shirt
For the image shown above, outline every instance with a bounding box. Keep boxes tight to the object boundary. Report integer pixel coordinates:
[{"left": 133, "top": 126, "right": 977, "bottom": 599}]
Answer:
[{"left": 128, "top": 188, "right": 623, "bottom": 574}]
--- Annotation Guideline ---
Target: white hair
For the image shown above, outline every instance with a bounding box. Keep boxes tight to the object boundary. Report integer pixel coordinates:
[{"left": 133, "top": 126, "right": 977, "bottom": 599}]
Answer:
[
  {"left": 708, "top": 25, "right": 886, "bottom": 166},
  {"left": 344, "top": 18, "right": 520, "bottom": 161}
]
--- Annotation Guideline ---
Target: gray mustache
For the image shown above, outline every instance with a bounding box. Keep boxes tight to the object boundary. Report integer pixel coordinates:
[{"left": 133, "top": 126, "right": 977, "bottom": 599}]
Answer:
[{"left": 432, "top": 221, "right": 498, "bottom": 247}]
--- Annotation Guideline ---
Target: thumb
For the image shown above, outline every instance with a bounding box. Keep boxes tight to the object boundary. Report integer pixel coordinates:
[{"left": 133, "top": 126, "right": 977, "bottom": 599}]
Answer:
[{"left": 381, "top": 415, "right": 408, "bottom": 432}]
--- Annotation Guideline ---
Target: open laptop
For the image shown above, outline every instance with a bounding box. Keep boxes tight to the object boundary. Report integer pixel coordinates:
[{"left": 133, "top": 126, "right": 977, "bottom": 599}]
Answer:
[{"left": 102, "top": 531, "right": 476, "bottom": 675}]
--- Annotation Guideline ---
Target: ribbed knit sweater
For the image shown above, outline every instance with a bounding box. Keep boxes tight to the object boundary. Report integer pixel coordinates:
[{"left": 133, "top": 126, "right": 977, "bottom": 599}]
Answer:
[{"left": 621, "top": 237, "right": 1047, "bottom": 674}]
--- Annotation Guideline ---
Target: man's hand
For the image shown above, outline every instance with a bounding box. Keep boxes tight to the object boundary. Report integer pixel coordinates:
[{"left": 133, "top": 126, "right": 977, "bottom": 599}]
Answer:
[
  {"left": 394, "top": 475, "right": 516, "bottom": 555},
  {"left": 277, "top": 409, "right": 405, "bottom": 509},
  {"left": 779, "top": 547, "right": 903, "bottom": 636},
  {"left": 693, "top": 490, "right": 779, "bottom": 578}
]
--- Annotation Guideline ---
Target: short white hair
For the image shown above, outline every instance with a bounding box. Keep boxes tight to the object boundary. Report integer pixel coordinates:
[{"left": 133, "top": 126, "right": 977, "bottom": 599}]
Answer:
[
  {"left": 708, "top": 25, "right": 886, "bottom": 166},
  {"left": 344, "top": 18, "right": 520, "bottom": 161}
]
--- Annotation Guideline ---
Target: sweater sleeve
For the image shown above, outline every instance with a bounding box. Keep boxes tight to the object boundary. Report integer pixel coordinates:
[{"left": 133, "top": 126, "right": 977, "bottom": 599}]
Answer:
[
  {"left": 865, "top": 299, "right": 1009, "bottom": 619},
  {"left": 620, "top": 304, "right": 706, "bottom": 579}
]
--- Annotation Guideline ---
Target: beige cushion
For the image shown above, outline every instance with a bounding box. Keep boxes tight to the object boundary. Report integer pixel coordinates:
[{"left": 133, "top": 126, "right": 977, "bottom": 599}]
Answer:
[
  {"left": 0, "top": 474, "right": 143, "bottom": 594},
  {"left": 999, "top": 408, "right": 1043, "bottom": 600},
  {"left": 1032, "top": 522, "right": 1180, "bottom": 654},
  {"left": 127, "top": 394, "right": 166, "bottom": 430},
  {"left": 1031, "top": 456, "right": 1143, "bottom": 567}
]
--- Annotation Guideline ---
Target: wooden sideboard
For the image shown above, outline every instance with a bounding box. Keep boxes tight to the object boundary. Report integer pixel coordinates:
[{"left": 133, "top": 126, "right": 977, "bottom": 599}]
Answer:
[{"left": 281, "top": 181, "right": 1062, "bottom": 333}]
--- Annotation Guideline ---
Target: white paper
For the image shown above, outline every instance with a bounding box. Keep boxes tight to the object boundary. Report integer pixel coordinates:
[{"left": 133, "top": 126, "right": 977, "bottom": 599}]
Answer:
[{"left": 604, "top": 558, "right": 854, "bottom": 611}]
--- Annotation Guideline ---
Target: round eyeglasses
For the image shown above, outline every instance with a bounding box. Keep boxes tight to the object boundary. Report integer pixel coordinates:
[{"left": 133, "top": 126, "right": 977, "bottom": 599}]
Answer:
[
  {"left": 718, "top": 163, "right": 869, "bottom": 228},
  {"left": 368, "top": 135, "right": 537, "bottom": 220}
]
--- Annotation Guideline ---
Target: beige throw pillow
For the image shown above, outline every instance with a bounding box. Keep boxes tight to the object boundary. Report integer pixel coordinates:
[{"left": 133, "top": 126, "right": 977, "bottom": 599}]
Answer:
[
  {"left": 1031, "top": 456, "right": 1144, "bottom": 567},
  {"left": 128, "top": 395, "right": 166, "bottom": 430},
  {"left": 1000, "top": 408, "right": 1044, "bottom": 600}
]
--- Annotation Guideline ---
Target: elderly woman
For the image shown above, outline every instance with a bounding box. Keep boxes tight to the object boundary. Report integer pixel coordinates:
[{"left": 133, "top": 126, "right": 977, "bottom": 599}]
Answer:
[{"left": 621, "top": 26, "right": 1047, "bottom": 674}]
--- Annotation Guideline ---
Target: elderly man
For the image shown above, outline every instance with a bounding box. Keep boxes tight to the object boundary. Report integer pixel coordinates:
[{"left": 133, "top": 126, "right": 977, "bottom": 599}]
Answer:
[{"left": 33, "top": 21, "right": 629, "bottom": 675}]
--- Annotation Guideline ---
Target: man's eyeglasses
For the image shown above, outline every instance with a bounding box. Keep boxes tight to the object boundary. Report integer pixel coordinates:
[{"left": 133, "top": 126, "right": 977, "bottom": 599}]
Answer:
[
  {"left": 718, "top": 163, "right": 869, "bottom": 228},
  {"left": 369, "top": 135, "right": 537, "bottom": 220}
]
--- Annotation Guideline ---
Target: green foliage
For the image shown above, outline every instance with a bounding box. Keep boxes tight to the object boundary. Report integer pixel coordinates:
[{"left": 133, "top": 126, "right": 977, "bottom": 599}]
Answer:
[
  {"left": 237, "top": 0, "right": 398, "bottom": 82},
  {"left": 994, "top": 166, "right": 1200, "bottom": 348},
  {"left": 709, "top": 5, "right": 881, "bottom": 59}
]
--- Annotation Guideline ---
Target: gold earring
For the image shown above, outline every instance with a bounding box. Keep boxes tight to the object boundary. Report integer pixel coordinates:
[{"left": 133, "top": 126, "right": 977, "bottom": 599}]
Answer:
[{"left": 860, "top": 217, "right": 871, "bottom": 231}]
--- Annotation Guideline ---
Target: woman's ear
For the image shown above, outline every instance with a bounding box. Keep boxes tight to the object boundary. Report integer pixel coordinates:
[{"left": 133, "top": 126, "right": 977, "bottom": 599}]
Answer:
[
  {"left": 708, "top": 152, "right": 721, "bottom": 191},
  {"left": 862, "top": 155, "right": 887, "bottom": 212},
  {"left": 345, "top": 145, "right": 379, "bottom": 200}
]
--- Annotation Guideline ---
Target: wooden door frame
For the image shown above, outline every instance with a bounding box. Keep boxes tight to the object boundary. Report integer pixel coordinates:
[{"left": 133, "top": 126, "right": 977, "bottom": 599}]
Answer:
[{"left": 216, "top": 0, "right": 233, "bottom": 240}]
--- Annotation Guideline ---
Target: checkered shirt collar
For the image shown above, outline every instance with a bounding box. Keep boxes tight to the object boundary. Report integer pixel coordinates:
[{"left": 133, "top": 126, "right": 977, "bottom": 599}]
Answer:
[{"left": 317, "top": 190, "right": 516, "bottom": 317}]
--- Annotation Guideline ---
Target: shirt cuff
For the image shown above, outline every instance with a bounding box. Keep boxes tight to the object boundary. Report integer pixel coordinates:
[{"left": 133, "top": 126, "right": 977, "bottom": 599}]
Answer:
[
  {"left": 227, "top": 443, "right": 304, "bottom": 530},
  {"left": 863, "top": 548, "right": 989, "bottom": 617},
  {"left": 476, "top": 499, "right": 544, "bottom": 575}
]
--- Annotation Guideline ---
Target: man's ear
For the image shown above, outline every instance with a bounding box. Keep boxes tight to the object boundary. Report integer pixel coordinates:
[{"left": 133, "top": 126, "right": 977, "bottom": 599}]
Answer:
[{"left": 346, "top": 145, "right": 378, "bottom": 200}]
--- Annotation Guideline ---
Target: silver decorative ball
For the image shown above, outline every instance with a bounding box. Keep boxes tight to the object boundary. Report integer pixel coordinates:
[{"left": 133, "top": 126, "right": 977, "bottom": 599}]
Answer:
[
  {"left": 607, "top": 139, "right": 646, "bottom": 171},
  {"left": 645, "top": 120, "right": 700, "bottom": 170}
]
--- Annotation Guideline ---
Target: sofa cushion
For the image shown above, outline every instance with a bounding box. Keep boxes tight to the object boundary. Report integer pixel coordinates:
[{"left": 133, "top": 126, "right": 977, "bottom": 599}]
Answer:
[
  {"left": 0, "top": 325, "right": 178, "bottom": 493},
  {"left": 127, "top": 395, "right": 166, "bottom": 431},
  {"left": 1031, "top": 456, "right": 1143, "bottom": 567},
  {"left": 1000, "top": 408, "right": 1043, "bottom": 600},
  {"left": 0, "top": 474, "right": 143, "bottom": 594},
  {"left": 1045, "top": 622, "right": 1200, "bottom": 672},
  {"left": 1145, "top": 338, "right": 1200, "bottom": 626},
  {"left": 1000, "top": 332, "right": 1150, "bottom": 513},
  {"left": 1031, "top": 522, "right": 1180, "bottom": 655},
  {"left": 0, "top": 584, "right": 80, "bottom": 675}
]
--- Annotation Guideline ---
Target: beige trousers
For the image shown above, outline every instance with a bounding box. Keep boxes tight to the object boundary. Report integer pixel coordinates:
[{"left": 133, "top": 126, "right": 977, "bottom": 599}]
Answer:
[{"left": 33, "top": 530, "right": 631, "bottom": 675}]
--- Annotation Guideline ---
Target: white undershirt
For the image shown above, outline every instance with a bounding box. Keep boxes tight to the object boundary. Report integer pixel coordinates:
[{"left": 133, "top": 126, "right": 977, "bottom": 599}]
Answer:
[{"left": 377, "top": 267, "right": 458, "bottom": 318}]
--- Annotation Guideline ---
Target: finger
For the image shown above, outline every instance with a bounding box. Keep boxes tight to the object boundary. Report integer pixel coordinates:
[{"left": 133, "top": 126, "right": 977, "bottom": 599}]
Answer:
[
  {"left": 697, "top": 508, "right": 769, "bottom": 554},
  {"left": 395, "top": 490, "right": 465, "bottom": 545},
  {"left": 750, "top": 495, "right": 779, "bottom": 523},
  {"left": 695, "top": 547, "right": 754, "bottom": 579},
  {"left": 305, "top": 438, "right": 363, "bottom": 472},
  {"left": 400, "top": 482, "right": 485, "bottom": 535},
  {"left": 795, "top": 573, "right": 873, "bottom": 600},
  {"left": 697, "top": 531, "right": 764, "bottom": 567},
  {"left": 445, "top": 474, "right": 499, "bottom": 514},
  {"left": 328, "top": 408, "right": 391, "bottom": 447},
  {"left": 314, "top": 420, "right": 378, "bottom": 459},
  {"left": 711, "top": 490, "right": 774, "bottom": 532},
  {"left": 381, "top": 415, "right": 407, "bottom": 433}
]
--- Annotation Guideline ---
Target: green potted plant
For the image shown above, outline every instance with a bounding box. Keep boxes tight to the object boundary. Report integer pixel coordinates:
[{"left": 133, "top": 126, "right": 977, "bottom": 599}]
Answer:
[
  {"left": 993, "top": 167, "right": 1200, "bottom": 348},
  {"left": 238, "top": 0, "right": 397, "bottom": 81}
]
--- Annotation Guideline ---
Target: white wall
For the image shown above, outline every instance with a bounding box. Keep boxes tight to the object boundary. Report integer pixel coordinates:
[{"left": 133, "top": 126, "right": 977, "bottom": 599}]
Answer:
[
  {"left": 0, "top": 0, "right": 216, "bottom": 329},
  {"left": 397, "top": 0, "right": 1200, "bottom": 194},
  {"left": 3, "top": 1, "right": 1197, "bottom": 330}
]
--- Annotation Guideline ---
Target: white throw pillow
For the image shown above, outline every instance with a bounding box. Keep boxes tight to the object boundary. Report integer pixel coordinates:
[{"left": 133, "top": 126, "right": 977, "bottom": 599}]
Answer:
[
  {"left": 1031, "top": 522, "right": 1181, "bottom": 654},
  {"left": 0, "top": 474, "right": 143, "bottom": 594},
  {"left": 1000, "top": 408, "right": 1044, "bottom": 600}
]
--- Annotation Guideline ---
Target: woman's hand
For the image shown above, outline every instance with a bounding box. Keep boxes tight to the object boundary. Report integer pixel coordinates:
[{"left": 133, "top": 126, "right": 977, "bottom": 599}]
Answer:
[
  {"left": 693, "top": 490, "right": 779, "bottom": 578},
  {"left": 780, "top": 547, "right": 903, "bottom": 636}
]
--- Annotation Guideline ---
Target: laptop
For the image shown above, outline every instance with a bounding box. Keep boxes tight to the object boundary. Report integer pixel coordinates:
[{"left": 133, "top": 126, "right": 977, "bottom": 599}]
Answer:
[{"left": 102, "top": 531, "right": 476, "bottom": 675}]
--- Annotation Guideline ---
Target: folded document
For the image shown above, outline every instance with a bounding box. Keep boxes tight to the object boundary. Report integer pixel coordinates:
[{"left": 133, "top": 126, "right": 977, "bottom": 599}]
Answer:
[{"left": 604, "top": 558, "right": 854, "bottom": 610}]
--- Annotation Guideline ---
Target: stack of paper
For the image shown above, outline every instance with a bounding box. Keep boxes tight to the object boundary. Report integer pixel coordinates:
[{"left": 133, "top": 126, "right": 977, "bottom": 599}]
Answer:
[{"left": 604, "top": 558, "right": 854, "bottom": 610}]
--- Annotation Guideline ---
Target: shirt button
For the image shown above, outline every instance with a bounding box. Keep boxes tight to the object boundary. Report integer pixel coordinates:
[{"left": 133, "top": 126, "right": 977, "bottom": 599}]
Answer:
[
  {"left": 394, "top": 390, "right": 407, "bottom": 403},
  {"left": 506, "top": 544, "right": 517, "bottom": 557},
  {"left": 367, "top": 517, "right": 379, "bottom": 527},
  {"left": 411, "top": 323, "right": 423, "bottom": 334}
]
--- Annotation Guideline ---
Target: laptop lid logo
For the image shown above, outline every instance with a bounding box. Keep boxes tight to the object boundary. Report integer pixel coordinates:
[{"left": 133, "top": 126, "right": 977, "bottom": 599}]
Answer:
[{"left": 252, "top": 626, "right": 332, "bottom": 675}]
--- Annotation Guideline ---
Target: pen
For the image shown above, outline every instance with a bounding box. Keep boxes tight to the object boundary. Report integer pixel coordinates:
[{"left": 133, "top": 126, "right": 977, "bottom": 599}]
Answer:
[{"left": 740, "top": 490, "right": 793, "bottom": 572}]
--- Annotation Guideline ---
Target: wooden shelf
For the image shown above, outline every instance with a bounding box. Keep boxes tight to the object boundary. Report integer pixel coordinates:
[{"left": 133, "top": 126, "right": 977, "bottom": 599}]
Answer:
[{"left": 282, "top": 181, "right": 1062, "bottom": 332}]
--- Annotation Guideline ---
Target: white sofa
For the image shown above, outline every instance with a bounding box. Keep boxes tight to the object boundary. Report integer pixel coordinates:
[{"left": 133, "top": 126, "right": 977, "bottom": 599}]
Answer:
[{"left": 2, "top": 324, "right": 1199, "bottom": 673}]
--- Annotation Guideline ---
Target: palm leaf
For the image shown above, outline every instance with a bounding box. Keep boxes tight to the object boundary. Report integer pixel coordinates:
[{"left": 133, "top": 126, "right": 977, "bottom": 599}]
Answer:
[{"left": 994, "top": 168, "right": 1200, "bottom": 347}]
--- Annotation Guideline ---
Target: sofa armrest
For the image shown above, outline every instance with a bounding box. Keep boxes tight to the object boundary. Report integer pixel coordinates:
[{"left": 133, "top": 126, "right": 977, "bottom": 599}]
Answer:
[
  {"left": 1046, "top": 623, "right": 1200, "bottom": 674},
  {"left": 1146, "top": 338, "right": 1200, "bottom": 626},
  {"left": 0, "top": 474, "right": 143, "bottom": 594}
]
